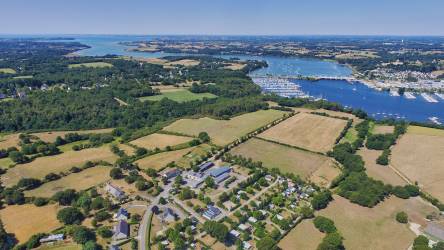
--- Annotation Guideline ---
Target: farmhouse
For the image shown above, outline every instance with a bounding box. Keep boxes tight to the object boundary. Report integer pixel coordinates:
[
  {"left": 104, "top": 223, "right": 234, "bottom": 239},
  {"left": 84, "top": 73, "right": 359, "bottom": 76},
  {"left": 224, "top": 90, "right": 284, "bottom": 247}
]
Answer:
[
  {"left": 161, "top": 208, "right": 177, "bottom": 223},
  {"left": 203, "top": 205, "right": 221, "bottom": 220},
  {"left": 163, "top": 168, "right": 181, "bottom": 180},
  {"left": 113, "top": 220, "right": 129, "bottom": 240},
  {"left": 105, "top": 183, "right": 125, "bottom": 200},
  {"left": 114, "top": 208, "right": 129, "bottom": 221}
]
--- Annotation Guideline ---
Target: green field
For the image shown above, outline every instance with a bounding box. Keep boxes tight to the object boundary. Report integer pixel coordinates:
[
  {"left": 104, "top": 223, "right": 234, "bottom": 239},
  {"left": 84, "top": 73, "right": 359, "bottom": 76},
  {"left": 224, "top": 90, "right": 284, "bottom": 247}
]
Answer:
[
  {"left": 13, "top": 75, "right": 33, "bottom": 79},
  {"left": 0, "top": 157, "right": 14, "bottom": 168},
  {"left": 68, "top": 62, "right": 113, "bottom": 68},
  {"left": 139, "top": 89, "right": 217, "bottom": 103},
  {"left": 0, "top": 68, "right": 16, "bottom": 74}
]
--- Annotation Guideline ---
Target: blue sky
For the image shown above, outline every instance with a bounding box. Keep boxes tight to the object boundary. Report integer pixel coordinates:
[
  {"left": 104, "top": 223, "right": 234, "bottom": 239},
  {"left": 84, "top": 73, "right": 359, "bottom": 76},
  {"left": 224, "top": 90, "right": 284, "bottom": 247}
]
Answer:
[{"left": 1, "top": 0, "right": 443, "bottom": 35}]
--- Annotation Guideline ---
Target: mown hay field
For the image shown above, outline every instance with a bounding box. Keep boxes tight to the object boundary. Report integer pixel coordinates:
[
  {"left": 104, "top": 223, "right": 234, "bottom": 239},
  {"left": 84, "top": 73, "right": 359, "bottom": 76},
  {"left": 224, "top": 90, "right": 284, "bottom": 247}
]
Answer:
[
  {"left": 25, "top": 166, "right": 111, "bottom": 197},
  {"left": 230, "top": 138, "right": 340, "bottom": 187},
  {"left": 164, "top": 109, "right": 286, "bottom": 146},
  {"left": 0, "top": 68, "right": 16, "bottom": 74},
  {"left": 278, "top": 219, "right": 324, "bottom": 250},
  {"left": 0, "top": 204, "right": 61, "bottom": 243},
  {"left": 129, "top": 133, "right": 193, "bottom": 150},
  {"left": 135, "top": 147, "right": 197, "bottom": 170},
  {"left": 2, "top": 147, "right": 117, "bottom": 187},
  {"left": 319, "top": 195, "right": 437, "bottom": 250},
  {"left": 391, "top": 126, "right": 444, "bottom": 201},
  {"left": 373, "top": 125, "right": 394, "bottom": 134},
  {"left": 68, "top": 62, "right": 113, "bottom": 68},
  {"left": 258, "top": 112, "right": 348, "bottom": 153},
  {"left": 139, "top": 89, "right": 216, "bottom": 103}
]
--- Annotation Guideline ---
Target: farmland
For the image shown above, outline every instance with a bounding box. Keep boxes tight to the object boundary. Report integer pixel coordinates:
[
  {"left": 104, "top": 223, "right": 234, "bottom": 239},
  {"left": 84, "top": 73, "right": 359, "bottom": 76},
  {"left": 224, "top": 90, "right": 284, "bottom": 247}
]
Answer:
[
  {"left": 373, "top": 125, "right": 394, "bottom": 134},
  {"left": 358, "top": 148, "right": 406, "bottom": 186},
  {"left": 139, "top": 89, "right": 216, "bottom": 103},
  {"left": 25, "top": 166, "right": 112, "bottom": 197},
  {"left": 318, "top": 195, "right": 435, "bottom": 250},
  {"left": 68, "top": 62, "right": 113, "bottom": 68},
  {"left": 135, "top": 146, "right": 197, "bottom": 170},
  {"left": 164, "top": 109, "right": 286, "bottom": 146},
  {"left": 0, "top": 204, "right": 61, "bottom": 243},
  {"left": 230, "top": 138, "right": 340, "bottom": 187},
  {"left": 0, "top": 68, "right": 16, "bottom": 74},
  {"left": 129, "top": 133, "right": 192, "bottom": 150},
  {"left": 278, "top": 219, "right": 323, "bottom": 250},
  {"left": 391, "top": 127, "right": 444, "bottom": 201},
  {"left": 258, "top": 112, "right": 348, "bottom": 153},
  {"left": 1, "top": 147, "right": 117, "bottom": 187}
]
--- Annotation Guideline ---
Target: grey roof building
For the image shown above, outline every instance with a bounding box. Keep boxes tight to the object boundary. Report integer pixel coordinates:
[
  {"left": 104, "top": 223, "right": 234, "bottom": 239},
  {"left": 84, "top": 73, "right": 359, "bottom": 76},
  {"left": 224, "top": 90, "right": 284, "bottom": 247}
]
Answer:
[
  {"left": 105, "top": 183, "right": 125, "bottom": 200},
  {"left": 209, "top": 166, "right": 231, "bottom": 178},
  {"left": 425, "top": 222, "right": 444, "bottom": 241},
  {"left": 113, "top": 220, "right": 129, "bottom": 240}
]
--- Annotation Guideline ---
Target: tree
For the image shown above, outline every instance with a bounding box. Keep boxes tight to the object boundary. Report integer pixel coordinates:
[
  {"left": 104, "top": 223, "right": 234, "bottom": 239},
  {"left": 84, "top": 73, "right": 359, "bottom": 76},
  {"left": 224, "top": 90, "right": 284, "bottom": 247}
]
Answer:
[
  {"left": 145, "top": 168, "right": 157, "bottom": 177},
  {"left": 8, "top": 150, "right": 27, "bottom": 163},
  {"left": 203, "top": 221, "right": 228, "bottom": 242},
  {"left": 198, "top": 132, "right": 210, "bottom": 143},
  {"left": 396, "top": 211, "right": 408, "bottom": 224},
  {"left": 110, "top": 168, "right": 123, "bottom": 179},
  {"left": 205, "top": 176, "right": 216, "bottom": 188},
  {"left": 83, "top": 241, "right": 102, "bottom": 250},
  {"left": 57, "top": 207, "right": 84, "bottom": 225},
  {"left": 318, "top": 232, "right": 344, "bottom": 250},
  {"left": 256, "top": 236, "right": 277, "bottom": 250},
  {"left": 97, "top": 226, "right": 113, "bottom": 238},
  {"left": 300, "top": 205, "right": 314, "bottom": 219},
  {"left": 311, "top": 190, "right": 333, "bottom": 210},
  {"left": 72, "top": 226, "right": 96, "bottom": 244},
  {"left": 17, "top": 178, "right": 42, "bottom": 190},
  {"left": 0, "top": 220, "right": 14, "bottom": 250},
  {"left": 52, "top": 189, "right": 77, "bottom": 205},
  {"left": 33, "top": 197, "right": 49, "bottom": 206},
  {"left": 313, "top": 216, "right": 337, "bottom": 233}
]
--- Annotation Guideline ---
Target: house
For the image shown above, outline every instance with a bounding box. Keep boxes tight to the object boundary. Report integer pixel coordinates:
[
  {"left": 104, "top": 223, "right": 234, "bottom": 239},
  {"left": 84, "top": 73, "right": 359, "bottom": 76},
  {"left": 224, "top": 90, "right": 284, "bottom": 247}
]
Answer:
[
  {"left": 113, "top": 220, "right": 129, "bottom": 240},
  {"left": 115, "top": 207, "right": 129, "bottom": 221},
  {"left": 39, "top": 234, "right": 64, "bottom": 243},
  {"left": 198, "top": 162, "right": 214, "bottom": 172},
  {"left": 40, "top": 84, "right": 49, "bottom": 91},
  {"left": 424, "top": 222, "right": 444, "bottom": 241},
  {"left": 163, "top": 168, "right": 181, "bottom": 180},
  {"left": 265, "top": 175, "right": 273, "bottom": 182},
  {"left": 105, "top": 183, "right": 125, "bottom": 200},
  {"left": 209, "top": 166, "right": 231, "bottom": 178},
  {"left": 238, "top": 224, "right": 250, "bottom": 231},
  {"left": 276, "top": 214, "right": 284, "bottom": 221},
  {"left": 161, "top": 208, "right": 177, "bottom": 223},
  {"left": 203, "top": 205, "right": 221, "bottom": 220},
  {"left": 229, "top": 229, "right": 241, "bottom": 238},
  {"left": 109, "top": 245, "right": 120, "bottom": 250},
  {"left": 243, "top": 241, "right": 252, "bottom": 250},
  {"left": 248, "top": 217, "right": 257, "bottom": 224}
]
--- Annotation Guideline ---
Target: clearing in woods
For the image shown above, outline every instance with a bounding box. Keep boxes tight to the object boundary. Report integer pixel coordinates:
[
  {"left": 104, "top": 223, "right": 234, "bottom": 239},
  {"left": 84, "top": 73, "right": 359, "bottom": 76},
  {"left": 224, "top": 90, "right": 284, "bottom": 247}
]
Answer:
[
  {"left": 373, "top": 125, "right": 394, "bottom": 134},
  {"left": 164, "top": 109, "right": 287, "bottom": 146},
  {"left": 0, "top": 204, "right": 61, "bottom": 243},
  {"left": 25, "top": 166, "right": 112, "bottom": 198},
  {"left": 278, "top": 219, "right": 324, "bottom": 250},
  {"left": 139, "top": 89, "right": 216, "bottom": 103},
  {"left": 1, "top": 147, "right": 117, "bottom": 187},
  {"left": 68, "top": 62, "right": 113, "bottom": 68},
  {"left": 319, "top": 195, "right": 437, "bottom": 250},
  {"left": 129, "top": 133, "right": 193, "bottom": 150},
  {"left": 258, "top": 112, "right": 348, "bottom": 153},
  {"left": 391, "top": 126, "right": 444, "bottom": 202},
  {"left": 0, "top": 68, "right": 16, "bottom": 74},
  {"left": 230, "top": 138, "right": 340, "bottom": 187}
]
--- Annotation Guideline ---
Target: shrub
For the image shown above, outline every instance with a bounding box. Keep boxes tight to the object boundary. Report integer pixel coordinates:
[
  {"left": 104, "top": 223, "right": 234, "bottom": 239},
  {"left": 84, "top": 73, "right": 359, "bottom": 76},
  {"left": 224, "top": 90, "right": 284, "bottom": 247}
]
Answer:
[
  {"left": 33, "top": 197, "right": 49, "bottom": 207},
  {"left": 396, "top": 211, "right": 408, "bottom": 224},
  {"left": 313, "top": 216, "right": 337, "bottom": 233},
  {"left": 57, "top": 207, "right": 84, "bottom": 225}
]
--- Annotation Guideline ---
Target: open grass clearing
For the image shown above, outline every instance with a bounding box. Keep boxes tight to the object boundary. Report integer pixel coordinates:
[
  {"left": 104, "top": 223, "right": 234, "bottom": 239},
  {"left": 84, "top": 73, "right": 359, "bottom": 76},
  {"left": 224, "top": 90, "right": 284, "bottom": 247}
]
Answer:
[
  {"left": 2, "top": 146, "right": 117, "bottom": 187},
  {"left": 135, "top": 146, "right": 197, "bottom": 171},
  {"left": 224, "top": 62, "right": 246, "bottom": 70},
  {"left": 0, "top": 68, "right": 16, "bottom": 74},
  {"left": 0, "top": 157, "right": 14, "bottom": 168},
  {"left": 13, "top": 75, "right": 33, "bottom": 79},
  {"left": 258, "top": 112, "right": 348, "bottom": 153},
  {"left": 230, "top": 138, "right": 339, "bottom": 187},
  {"left": 164, "top": 109, "right": 287, "bottom": 146},
  {"left": 0, "top": 204, "right": 61, "bottom": 243},
  {"left": 358, "top": 148, "right": 406, "bottom": 186},
  {"left": 0, "top": 133, "right": 20, "bottom": 150},
  {"left": 25, "top": 166, "right": 112, "bottom": 197},
  {"left": 68, "top": 62, "right": 113, "bottom": 68},
  {"left": 139, "top": 89, "right": 216, "bottom": 103},
  {"left": 278, "top": 219, "right": 323, "bottom": 250},
  {"left": 175, "top": 143, "right": 212, "bottom": 168},
  {"left": 31, "top": 128, "right": 114, "bottom": 143},
  {"left": 373, "top": 125, "right": 394, "bottom": 134},
  {"left": 129, "top": 133, "right": 193, "bottom": 150},
  {"left": 318, "top": 195, "right": 437, "bottom": 250},
  {"left": 392, "top": 130, "right": 444, "bottom": 201},
  {"left": 165, "top": 59, "right": 200, "bottom": 67},
  {"left": 38, "top": 242, "right": 82, "bottom": 250}
]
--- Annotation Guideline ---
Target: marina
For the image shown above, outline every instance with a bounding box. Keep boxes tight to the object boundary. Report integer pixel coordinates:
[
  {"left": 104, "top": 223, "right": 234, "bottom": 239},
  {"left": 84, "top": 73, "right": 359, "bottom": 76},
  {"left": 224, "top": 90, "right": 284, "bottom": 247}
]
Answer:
[
  {"left": 252, "top": 77, "right": 308, "bottom": 98},
  {"left": 404, "top": 92, "right": 416, "bottom": 99},
  {"left": 421, "top": 93, "right": 439, "bottom": 103}
]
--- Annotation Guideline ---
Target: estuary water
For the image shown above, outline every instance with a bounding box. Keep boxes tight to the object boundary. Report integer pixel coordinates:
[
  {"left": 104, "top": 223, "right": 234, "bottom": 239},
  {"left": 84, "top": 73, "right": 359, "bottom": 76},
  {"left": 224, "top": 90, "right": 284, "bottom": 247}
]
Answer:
[{"left": 67, "top": 35, "right": 444, "bottom": 123}]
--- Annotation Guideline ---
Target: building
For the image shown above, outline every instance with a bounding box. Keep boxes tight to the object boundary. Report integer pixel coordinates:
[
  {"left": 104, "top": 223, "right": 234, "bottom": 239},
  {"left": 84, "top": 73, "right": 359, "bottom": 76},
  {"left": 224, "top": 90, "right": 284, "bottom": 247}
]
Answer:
[
  {"left": 229, "top": 229, "right": 241, "bottom": 238},
  {"left": 243, "top": 241, "right": 252, "bottom": 250},
  {"left": 203, "top": 205, "right": 221, "bottom": 220},
  {"left": 163, "top": 168, "right": 181, "bottom": 180},
  {"left": 113, "top": 220, "right": 129, "bottom": 240},
  {"left": 39, "top": 234, "right": 64, "bottom": 243},
  {"left": 248, "top": 217, "right": 257, "bottom": 224},
  {"left": 161, "top": 208, "right": 177, "bottom": 223},
  {"left": 109, "top": 245, "right": 120, "bottom": 250},
  {"left": 0, "top": 93, "right": 6, "bottom": 100},
  {"left": 198, "top": 162, "right": 214, "bottom": 172},
  {"left": 105, "top": 183, "right": 125, "bottom": 200},
  {"left": 186, "top": 171, "right": 204, "bottom": 181},
  {"left": 425, "top": 222, "right": 444, "bottom": 241},
  {"left": 209, "top": 166, "right": 231, "bottom": 178},
  {"left": 214, "top": 172, "right": 230, "bottom": 184},
  {"left": 115, "top": 208, "right": 129, "bottom": 221},
  {"left": 238, "top": 224, "right": 250, "bottom": 232}
]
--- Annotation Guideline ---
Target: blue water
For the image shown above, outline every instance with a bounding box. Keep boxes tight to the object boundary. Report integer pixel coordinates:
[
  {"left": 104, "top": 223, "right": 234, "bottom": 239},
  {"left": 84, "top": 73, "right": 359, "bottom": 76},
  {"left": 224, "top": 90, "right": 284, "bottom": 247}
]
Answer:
[{"left": 8, "top": 35, "right": 441, "bottom": 123}]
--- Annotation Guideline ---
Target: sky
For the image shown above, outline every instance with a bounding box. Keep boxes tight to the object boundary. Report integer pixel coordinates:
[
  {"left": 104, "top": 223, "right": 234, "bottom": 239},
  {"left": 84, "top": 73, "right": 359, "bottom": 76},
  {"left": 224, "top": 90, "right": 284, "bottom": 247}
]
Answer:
[{"left": 1, "top": 0, "right": 443, "bottom": 36}]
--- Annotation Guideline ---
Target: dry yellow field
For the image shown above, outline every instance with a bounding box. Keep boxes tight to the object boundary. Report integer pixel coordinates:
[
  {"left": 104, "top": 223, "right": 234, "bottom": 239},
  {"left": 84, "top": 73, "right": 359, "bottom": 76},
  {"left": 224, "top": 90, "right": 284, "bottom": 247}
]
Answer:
[
  {"left": 118, "top": 143, "right": 136, "bottom": 156},
  {"left": 318, "top": 195, "right": 436, "bottom": 250},
  {"left": 278, "top": 219, "right": 324, "bottom": 250},
  {"left": 230, "top": 138, "right": 339, "bottom": 186},
  {"left": 407, "top": 125, "right": 444, "bottom": 136},
  {"left": 392, "top": 130, "right": 444, "bottom": 201},
  {"left": 258, "top": 112, "right": 348, "bottom": 153},
  {"left": 0, "top": 204, "right": 61, "bottom": 243},
  {"left": 224, "top": 62, "right": 246, "bottom": 70},
  {"left": 0, "top": 133, "right": 20, "bottom": 150},
  {"left": 166, "top": 59, "right": 200, "bottom": 67},
  {"left": 31, "top": 128, "right": 113, "bottom": 143},
  {"left": 373, "top": 125, "right": 394, "bottom": 134},
  {"left": 129, "top": 133, "right": 192, "bottom": 150},
  {"left": 163, "top": 109, "right": 286, "bottom": 146},
  {"left": 25, "top": 166, "right": 111, "bottom": 197},
  {"left": 135, "top": 147, "right": 197, "bottom": 170},
  {"left": 358, "top": 148, "right": 406, "bottom": 186},
  {"left": 2, "top": 147, "right": 117, "bottom": 187}
]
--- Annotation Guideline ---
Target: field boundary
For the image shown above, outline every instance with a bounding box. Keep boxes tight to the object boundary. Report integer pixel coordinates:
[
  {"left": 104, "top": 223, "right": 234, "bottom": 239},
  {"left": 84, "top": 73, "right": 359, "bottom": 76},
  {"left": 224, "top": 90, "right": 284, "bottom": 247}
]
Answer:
[{"left": 254, "top": 136, "right": 325, "bottom": 156}]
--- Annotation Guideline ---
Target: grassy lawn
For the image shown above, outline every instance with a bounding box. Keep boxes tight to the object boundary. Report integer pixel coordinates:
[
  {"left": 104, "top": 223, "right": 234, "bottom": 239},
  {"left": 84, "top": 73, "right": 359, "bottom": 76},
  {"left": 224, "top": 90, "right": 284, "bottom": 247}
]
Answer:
[
  {"left": 139, "top": 89, "right": 217, "bottom": 103},
  {"left": 68, "top": 62, "right": 113, "bottom": 68},
  {"left": 164, "top": 109, "right": 287, "bottom": 146},
  {"left": 0, "top": 68, "right": 16, "bottom": 74},
  {"left": 278, "top": 219, "right": 324, "bottom": 250},
  {"left": 135, "top": 146, "right": 197, "bottom": 170},
  {"left": 58, "top": 140, "right": 88, "bottom": 152},
  {"left": 39, "top": 243, "right": 81, "bottom": 250},
  {"left": 341, "top": 126, "right": 358, "bottom": 144},
  {"left": 13, "top": 75, "right": 33, "bottom": 79},
  {"left": 0, "top": 157, "right": 14, "bottom": 168}
]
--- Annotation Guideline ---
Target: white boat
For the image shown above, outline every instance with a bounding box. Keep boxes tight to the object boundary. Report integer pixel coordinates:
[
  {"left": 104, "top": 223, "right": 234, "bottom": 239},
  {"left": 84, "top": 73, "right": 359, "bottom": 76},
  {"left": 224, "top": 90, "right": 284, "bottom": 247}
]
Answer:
[
  {"left": 404, "top": 92, "right": 416, "bottom": 99},
  {"left": 435, "top": 93, "right": 444, "bottom": 100},
  {"left": 429, "top": 117, "right": 442, "bottom": 125},
  {"left": 421, "top": 93, "right": 439, "bottom": 103}
]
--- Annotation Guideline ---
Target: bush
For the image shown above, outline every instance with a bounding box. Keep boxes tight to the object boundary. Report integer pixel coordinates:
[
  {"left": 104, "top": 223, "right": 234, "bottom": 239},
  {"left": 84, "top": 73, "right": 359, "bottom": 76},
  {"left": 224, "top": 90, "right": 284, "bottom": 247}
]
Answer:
[
  {"left": 366, "top": 134, "right": 396, "bottom": 150},
  {"left": 97, "top": 226, "right": 113, "bottom": 238},
  {"left": 313, "top": 216, "right": 337, "bottom": 233},
  {"left": 317, "top": 232, "right": 344, "bottom": 250},
  {"left": 94, "top": 210, "right": 111, "bottom": 222},
  {"left": 57, "top": 207, "right": 84, "bottom": 225},
  {"left": 396, "top": 211, "right": 408, "bottom": 224},
  {"left": 109, "top": 168, "right": 123, "bottom": 179},
  {"left": 376, "top": 149, "right": 390, "bottom": 165},
  {"left": 33, "top": 197, "right": 49, "bottom": 207},
  {"left": 311, "top": 190, "right": 333, "bottom": 210},
  {"left": 72, "top": 226, "right": 96, "bottom": 244}
]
